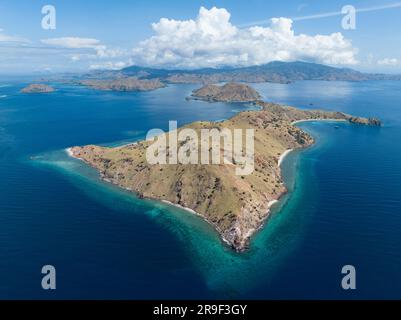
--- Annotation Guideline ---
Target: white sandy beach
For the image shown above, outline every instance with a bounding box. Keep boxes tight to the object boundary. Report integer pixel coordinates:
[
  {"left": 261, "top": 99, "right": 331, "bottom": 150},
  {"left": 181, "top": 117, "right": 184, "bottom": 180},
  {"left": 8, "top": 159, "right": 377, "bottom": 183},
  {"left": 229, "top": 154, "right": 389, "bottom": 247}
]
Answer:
[
  {"left": 291, "top": 118, "right": 347, "bottom": 125},
  {"left": 278, "top": 149, "right": 293, "bottom": 167},
  {"left": 161, "top": 199, "right": 199, "bottom": 215},
  {"left": 65, "top": 147, "right": 73, "bottom": 157},
  {"left": 268, "top": 199, "right": 278, "bottom": 208}
]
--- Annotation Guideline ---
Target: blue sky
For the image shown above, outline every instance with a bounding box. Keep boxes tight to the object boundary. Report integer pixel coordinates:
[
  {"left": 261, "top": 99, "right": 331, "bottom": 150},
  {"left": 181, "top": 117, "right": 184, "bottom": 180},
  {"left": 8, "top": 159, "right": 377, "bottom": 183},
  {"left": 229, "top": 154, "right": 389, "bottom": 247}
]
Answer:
[{"left": 0, "top": 0, "right": 400, "bottom": 74}]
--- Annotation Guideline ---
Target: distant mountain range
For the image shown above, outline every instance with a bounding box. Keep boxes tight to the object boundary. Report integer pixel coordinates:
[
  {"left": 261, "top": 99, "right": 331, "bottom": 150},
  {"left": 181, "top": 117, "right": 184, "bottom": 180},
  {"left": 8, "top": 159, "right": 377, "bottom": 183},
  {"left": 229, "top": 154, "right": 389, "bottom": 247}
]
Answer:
[
  {"left": 117, "top": 61, "right": 401, "bottom": 84},
  {"left": 46, "top": 61, "right": 401, "bottom": 90}
]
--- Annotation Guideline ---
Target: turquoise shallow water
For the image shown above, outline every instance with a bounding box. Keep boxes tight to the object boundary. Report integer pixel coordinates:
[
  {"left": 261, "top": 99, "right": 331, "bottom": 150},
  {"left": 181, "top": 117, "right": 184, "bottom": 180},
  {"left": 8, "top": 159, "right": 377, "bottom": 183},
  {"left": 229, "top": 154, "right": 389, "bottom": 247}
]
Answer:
[{"left": 1, "top": 79, "right": 401, "bottom": 298}]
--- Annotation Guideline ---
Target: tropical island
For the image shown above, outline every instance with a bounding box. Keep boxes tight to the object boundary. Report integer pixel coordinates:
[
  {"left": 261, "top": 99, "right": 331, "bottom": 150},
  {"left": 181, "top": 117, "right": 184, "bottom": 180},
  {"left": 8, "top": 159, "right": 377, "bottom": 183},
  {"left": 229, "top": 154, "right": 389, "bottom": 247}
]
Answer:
[
  {"left": 21, "top": 84, "right": 55, "bottom": 93},
  {"left": 190, "top": 83, "right": 261, "bottom": 102},
  {"left": 79, "top": 77, "right": 165, "bottom": 92},
  {"left": 68, "top": 83, "right": 380, "bottom": 251}
]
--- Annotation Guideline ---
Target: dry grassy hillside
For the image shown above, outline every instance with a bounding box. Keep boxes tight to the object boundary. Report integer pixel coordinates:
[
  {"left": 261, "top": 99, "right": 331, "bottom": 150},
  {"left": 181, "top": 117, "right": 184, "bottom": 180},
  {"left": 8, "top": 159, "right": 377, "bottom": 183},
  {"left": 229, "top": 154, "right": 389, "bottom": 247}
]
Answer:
[{"left": 70, "top": 100, "right": 379, "bottom": 251}]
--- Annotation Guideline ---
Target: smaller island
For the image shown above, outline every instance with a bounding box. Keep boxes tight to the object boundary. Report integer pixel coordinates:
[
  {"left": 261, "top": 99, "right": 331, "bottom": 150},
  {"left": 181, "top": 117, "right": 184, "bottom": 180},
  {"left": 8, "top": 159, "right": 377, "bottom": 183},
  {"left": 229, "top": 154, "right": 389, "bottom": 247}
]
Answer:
[
  {"left": 21, "top": 84, "right": 55, "bottom": 94},
  {"left": 79, "top": 77, "right": 165, "bottom": 92},
  {"left": 190, "top": 83, "right": 261, "bottom": 102},
  {"left": 349, "top": 116, "right": 382, "bottom": 126}
]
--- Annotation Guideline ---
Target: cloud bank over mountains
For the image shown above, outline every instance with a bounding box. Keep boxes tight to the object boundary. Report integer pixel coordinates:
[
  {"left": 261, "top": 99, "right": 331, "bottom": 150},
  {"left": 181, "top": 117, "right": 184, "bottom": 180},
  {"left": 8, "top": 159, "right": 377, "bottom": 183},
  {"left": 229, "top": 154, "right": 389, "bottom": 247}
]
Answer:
[
  {"left": 377, "top": 58, "right": 399, "bottom": 66},
  {"left": 131, "top": 6, "right": 358, "bottom": 69}
]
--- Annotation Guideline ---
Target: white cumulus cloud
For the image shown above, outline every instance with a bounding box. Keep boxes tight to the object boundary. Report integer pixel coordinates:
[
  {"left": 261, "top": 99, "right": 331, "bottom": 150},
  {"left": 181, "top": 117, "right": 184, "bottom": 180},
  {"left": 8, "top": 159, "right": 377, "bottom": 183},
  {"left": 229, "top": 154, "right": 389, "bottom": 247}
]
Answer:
[
  {"left": 41, "top": 37, "right": 125, "bottom": 59},
  {"left": 41, "top": 37, "right": 102, "bottom": 49},
  {"left": 89, "top": 60, "right": 132, "bottom": 70},
  {"left": 0, "top": 28, "right": 29, "bottom": 43},
  {"left": 131, "top": 6, "right": 358, "bottom": 69},
  {"left": 377, "top": 58, "right": 399, "bottom": 66}
]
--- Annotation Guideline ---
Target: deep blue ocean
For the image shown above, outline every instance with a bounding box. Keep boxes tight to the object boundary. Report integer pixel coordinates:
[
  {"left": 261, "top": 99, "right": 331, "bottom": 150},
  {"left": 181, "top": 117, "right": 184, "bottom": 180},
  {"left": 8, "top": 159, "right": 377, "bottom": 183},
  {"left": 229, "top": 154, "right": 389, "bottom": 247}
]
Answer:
[{"left": 0, "top": 79, "right": 401, "bottom": 299}]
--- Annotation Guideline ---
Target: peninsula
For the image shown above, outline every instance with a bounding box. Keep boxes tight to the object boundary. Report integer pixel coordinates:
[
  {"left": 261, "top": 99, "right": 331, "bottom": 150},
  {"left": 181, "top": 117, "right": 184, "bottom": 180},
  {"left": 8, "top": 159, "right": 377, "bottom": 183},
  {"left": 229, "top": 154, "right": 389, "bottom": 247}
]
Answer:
[{"left": 68, "top": 85, "right": 380, "bottom": 251}]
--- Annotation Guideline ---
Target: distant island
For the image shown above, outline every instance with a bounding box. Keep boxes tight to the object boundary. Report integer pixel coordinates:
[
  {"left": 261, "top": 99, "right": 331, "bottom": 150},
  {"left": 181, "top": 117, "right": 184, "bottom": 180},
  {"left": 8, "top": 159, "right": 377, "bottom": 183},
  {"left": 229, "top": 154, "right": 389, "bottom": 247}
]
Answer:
[
  {"left": 68, "top": 83, "right": 381, "bottom": 251},
  {"left": 21, "top": 84, "right": 55, "bottom": 93},
  {"left": 47, "top": 61, "right": 401, "bottom": 93},
  {"left": 79, "top": 77, "right": 165, "bottom": 92},
  {"left": 41, "top": 61, "right": 401, "bottom": 94},
  {"left": 190, "top": 83, "right": 261, "bottom": 102}
]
